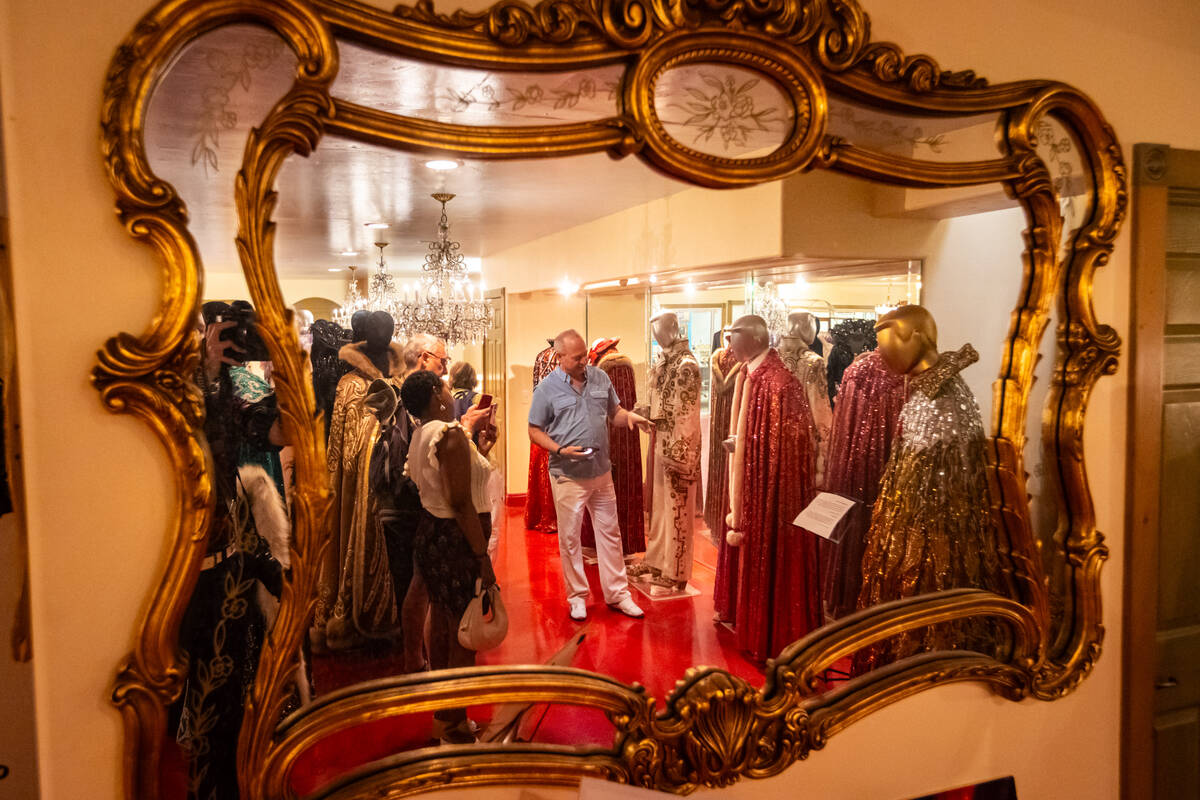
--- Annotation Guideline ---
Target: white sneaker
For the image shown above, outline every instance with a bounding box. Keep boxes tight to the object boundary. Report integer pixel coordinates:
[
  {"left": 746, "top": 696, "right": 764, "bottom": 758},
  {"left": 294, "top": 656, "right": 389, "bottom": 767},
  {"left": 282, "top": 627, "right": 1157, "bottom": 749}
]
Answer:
[
  {"left": 568, "top": 598, "right": 587, "bottom": 621},
  {"left": 612, "top": 597, "right": 644, "bottom": 618}
]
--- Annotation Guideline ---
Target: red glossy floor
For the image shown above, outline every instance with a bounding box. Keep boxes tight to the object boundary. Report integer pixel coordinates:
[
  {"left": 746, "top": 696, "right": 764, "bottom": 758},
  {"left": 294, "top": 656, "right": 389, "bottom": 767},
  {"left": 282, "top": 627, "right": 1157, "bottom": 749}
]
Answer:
[{"left": 162, "top": 500, "right": 769, "bottom": 797}]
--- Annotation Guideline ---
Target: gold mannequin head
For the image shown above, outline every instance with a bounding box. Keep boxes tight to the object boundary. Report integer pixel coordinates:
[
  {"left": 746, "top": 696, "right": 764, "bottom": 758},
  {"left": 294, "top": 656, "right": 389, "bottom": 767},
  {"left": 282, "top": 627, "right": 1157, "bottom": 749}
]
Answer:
[{"left": 875, "top": 304, "right": 939, "bottom": 376}]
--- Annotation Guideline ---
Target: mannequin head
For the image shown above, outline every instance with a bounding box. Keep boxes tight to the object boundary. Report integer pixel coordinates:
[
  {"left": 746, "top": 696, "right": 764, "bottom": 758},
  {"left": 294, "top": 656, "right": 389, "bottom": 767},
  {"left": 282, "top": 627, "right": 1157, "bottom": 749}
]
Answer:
[
  {"left": 350, "top": 310, "right": 371, "bottom": 342},
  {"left": 553, "top": 329, "right": 589, "bottom": 381},
  {"left": 650, "top": 311, "right": 681, "bottom": 348},
  {"left": 728, "top": 314, "right": 770, "bottom": 363},
  {"left": 787, "top": 312, "right": 818, "bottom": 345},
  {"left": 364, "top": 311, "right": 395, "bottom": 352},
  {"left": 875, "top": 304, "right": 939, "bottom": 375}
]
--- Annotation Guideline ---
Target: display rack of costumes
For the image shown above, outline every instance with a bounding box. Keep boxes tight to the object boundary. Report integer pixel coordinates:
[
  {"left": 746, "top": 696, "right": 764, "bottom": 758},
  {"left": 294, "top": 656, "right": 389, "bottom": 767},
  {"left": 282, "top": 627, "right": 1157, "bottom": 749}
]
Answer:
[
  {"left": 826, "top": 318, "right": 877, "bottom": 402},
  {"left": 726, "top": 348, "right": 820, "bottom": 661},
  {"left": 643, "top": 337, "right": 702, "bottom": 585},
  {"left": 310, "top": 319, "right": 352, "bottom": 439},
  {"left": 709, "top": 346, "right": 743, "bottom": 622},
  {"left": 780, "top": 334, "right": 833, "bottom": 485},
  {"left": 318, "top": 330, "right": 405, "bottom": 650},
  {"left": 854, "top": 344, "right": 1008, "bottom": 671},
  {"left": 819, "top": 349, "right": 905, "bottom": 620},
  {"left": 524, "top": 340, "right": 559, "bottom": 533},
  {"left": 581, "top": 338, "right": 646, "bottom": 555}
]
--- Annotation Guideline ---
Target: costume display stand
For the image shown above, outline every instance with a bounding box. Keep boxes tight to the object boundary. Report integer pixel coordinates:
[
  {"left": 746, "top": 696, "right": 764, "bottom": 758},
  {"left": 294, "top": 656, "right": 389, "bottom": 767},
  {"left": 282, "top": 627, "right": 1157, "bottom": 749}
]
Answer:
[
  {"left": 317, "top": 312, "right": 405, "bottom": 651},
  {"left": 854, "top": 306, "right": 1012, "bottom": 672},
  {"left": 523, "top": 340, "right": 558, "bottom": 534},
  {"left": 723, "top": 315, "right": 821, "bottom": 663},
  {"left": 581, "top": 337, "right": 646, "bottom": 557},
  {"left": 818, "top": 348, "right": 904, "bottom": 621}
]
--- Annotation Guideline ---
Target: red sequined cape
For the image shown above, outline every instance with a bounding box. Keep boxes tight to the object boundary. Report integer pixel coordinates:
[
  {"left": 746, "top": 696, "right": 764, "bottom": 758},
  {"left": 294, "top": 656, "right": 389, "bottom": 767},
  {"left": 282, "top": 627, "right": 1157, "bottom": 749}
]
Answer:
[
  {"left": 820, "top": 349, "right": 905, "bottom": 619},
  {"left": 581, "top": 350, "right": 646, "bottom": 553},
  {"left": 524, "top": 346, "right": 558, "bottom": 533},
  {"left": 733, "top": 350, "right": 821, "bottom": 662}
]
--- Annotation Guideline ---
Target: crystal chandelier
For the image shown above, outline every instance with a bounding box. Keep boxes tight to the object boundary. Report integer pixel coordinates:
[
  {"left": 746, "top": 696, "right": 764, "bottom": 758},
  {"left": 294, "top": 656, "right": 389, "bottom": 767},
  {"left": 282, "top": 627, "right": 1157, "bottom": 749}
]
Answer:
[
  {"left": 751, "top": 281, "right": 788, "bottom": 344},
  {"left": 331, "top": 266, "right": 367, "bottom": 329},
  {"left": 394, "top": 192, "right": 492, "bottom": 346}
]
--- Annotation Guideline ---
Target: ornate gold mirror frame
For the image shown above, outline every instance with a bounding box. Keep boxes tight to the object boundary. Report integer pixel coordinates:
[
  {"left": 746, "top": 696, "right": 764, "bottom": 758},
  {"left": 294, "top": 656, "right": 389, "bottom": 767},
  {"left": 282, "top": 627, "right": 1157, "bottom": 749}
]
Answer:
[{"left": 95, "top": 0, "right": 1125, "bottom": 796}]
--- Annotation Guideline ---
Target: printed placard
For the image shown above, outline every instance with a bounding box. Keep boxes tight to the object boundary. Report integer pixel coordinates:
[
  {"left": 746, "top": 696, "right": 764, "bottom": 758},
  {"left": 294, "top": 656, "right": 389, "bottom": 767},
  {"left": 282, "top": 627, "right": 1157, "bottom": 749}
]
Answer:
[{"left": 793, "top": 492, "right": 858, "bottom": 540}]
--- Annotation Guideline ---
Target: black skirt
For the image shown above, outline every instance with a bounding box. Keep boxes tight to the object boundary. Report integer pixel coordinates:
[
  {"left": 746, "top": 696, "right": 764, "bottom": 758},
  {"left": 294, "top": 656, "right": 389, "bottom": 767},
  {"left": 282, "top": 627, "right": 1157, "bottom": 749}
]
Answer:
[{"left": 413, "top": 510, "right": 492, "bottom": 618}]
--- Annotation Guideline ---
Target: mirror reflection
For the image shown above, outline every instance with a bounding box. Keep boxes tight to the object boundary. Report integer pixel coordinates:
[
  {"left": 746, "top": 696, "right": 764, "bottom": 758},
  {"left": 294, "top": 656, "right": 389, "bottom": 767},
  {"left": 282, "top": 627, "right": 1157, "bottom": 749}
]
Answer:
[{"left": 139, "top": 21, "right": 1074, "bottom": 796}]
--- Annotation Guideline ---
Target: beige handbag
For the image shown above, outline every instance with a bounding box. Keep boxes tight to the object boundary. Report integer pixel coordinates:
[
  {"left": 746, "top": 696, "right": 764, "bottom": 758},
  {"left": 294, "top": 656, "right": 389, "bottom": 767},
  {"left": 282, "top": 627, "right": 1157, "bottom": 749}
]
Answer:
[{"left": 458, "top": 579, "right": 508, "bottom": 651}]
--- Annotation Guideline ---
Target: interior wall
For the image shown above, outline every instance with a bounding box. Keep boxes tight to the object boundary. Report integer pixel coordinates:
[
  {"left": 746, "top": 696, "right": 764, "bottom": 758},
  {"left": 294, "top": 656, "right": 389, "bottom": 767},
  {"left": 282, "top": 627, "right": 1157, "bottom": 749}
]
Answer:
[
  {"left": 2, "top": 0, "right": 1199, "bottom": 799},
  {"left": 487, "top": 182, "right": 783, "bottom": 294},
  {"left": 504, "top": 291, "right": 586, "bottom": 493},
  {"left": 203, "top": 271, "right": 347, "bottom": 307}
]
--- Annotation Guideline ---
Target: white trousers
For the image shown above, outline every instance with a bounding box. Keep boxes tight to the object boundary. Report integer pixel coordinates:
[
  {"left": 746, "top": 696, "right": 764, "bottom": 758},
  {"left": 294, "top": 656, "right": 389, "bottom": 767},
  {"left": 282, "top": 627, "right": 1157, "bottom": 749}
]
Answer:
[{"left": 551, "top": 472, "right": 631, "bottom": 604}]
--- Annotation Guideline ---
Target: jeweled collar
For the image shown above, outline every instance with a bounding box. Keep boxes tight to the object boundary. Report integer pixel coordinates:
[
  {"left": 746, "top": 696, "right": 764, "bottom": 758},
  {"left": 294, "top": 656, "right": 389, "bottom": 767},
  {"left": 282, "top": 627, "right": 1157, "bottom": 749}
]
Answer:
[{"left": 910, "top": 343, "right": 978, "bottom": 398}]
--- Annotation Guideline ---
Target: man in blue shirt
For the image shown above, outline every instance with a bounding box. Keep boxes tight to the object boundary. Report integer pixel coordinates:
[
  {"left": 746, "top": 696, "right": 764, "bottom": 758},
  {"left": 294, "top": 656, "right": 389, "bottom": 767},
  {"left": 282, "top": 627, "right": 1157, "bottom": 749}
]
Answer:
[{"left": 528, "top": 329, "right": 653, "bottom": 621}]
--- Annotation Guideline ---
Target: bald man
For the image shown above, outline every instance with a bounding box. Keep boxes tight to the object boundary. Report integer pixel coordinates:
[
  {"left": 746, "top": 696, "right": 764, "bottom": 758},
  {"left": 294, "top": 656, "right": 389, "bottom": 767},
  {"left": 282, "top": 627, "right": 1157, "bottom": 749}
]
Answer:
[{"left": 528, "top": 329, "right": 653, "bottom": 621}]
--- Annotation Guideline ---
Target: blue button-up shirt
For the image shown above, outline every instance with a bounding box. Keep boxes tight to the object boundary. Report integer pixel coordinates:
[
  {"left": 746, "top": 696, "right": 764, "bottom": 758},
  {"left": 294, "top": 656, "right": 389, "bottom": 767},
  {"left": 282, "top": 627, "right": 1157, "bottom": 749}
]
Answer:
[{"left": 528, "top": 365, "right": 620, "bottom": 479}]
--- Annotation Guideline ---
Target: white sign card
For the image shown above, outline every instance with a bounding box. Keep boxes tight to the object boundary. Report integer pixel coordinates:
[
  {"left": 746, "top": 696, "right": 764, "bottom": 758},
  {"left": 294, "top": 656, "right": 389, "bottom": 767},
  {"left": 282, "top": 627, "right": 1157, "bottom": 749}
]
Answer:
[{"left": 793, "top": 492, "right": 858, "bottom": 540}]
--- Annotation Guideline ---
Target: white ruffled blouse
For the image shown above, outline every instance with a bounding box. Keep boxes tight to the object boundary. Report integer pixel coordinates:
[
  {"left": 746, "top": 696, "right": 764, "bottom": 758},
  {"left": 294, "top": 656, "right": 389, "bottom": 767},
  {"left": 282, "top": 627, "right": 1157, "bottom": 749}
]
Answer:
[{"left": 404, "top": 420, "right": 493, "bottom": 519}]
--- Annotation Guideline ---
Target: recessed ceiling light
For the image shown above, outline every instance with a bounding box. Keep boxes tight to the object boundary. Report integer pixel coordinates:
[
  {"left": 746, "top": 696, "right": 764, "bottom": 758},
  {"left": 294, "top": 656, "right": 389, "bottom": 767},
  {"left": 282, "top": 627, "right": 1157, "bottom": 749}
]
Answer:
[
  {"left": 365, "top": 222, "right": 389, "bottom": 229},
  {"left": 339, "top": 249, "right": 359, "bottom": 256},
  {"left": 327, "top": 267, "right": 343, "bottom": 272},
  {"left": 425, "top": 159, "right": 460, "bottom": 171}
]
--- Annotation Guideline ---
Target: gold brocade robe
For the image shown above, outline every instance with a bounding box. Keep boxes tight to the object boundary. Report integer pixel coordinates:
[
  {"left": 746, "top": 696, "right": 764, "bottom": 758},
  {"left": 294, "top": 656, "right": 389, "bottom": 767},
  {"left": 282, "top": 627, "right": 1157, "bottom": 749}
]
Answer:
[
  {"left": 854, "top": 344, "right": 1009, "bottom": 670},
  {"left": 779, "top": 336, "right": 832, "bottom": 486},
  {"left": 644, "top": 339, "right": 702, "bottom": 582},
  {"left": 315, "top": 341, "right": 406, "bottom": 649}
]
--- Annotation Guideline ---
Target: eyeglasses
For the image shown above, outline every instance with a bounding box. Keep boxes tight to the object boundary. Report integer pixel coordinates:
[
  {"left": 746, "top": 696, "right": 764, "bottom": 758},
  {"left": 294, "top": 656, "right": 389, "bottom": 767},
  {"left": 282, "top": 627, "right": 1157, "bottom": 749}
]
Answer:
[{"left": 423, "top": 350, "right": 450, "bottom": 367}]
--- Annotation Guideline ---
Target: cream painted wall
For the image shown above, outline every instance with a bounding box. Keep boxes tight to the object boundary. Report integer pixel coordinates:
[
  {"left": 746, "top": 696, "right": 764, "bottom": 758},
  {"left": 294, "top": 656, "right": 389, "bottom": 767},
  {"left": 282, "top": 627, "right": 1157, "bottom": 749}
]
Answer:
[
  {"left": 504, "top": 291, "right": 586, "bottom": 493},
  {"left": 487, "top": 182, "right": 782, "bottom": 294},
  {"left": 2, "top": 0, "right": 1199, "bottom": 799},
  {"left": 203, "top": 271, "right": 347, "bottom": 306}
]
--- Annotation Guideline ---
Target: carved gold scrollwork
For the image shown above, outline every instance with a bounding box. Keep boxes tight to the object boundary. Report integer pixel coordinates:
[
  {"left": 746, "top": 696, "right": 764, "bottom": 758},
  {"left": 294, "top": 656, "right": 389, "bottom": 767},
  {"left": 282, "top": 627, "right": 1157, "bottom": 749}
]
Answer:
[{"left": 96, "top": 0, "right": 1127, "bottom": 797}]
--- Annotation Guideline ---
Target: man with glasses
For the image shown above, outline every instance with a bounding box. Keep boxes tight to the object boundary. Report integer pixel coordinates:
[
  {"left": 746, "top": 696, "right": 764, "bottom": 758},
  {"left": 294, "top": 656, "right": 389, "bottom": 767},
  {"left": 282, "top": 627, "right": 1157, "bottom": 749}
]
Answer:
[{"left": 528, "top": 329, "right": 653, "bottom": 621}]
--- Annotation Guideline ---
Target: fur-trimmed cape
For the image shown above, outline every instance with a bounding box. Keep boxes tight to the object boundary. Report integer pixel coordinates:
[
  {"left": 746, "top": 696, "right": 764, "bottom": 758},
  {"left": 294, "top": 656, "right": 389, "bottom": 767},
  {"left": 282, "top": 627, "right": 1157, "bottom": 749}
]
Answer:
[{"left": 337, "top": 340, "right": 406, "bottom": 381}]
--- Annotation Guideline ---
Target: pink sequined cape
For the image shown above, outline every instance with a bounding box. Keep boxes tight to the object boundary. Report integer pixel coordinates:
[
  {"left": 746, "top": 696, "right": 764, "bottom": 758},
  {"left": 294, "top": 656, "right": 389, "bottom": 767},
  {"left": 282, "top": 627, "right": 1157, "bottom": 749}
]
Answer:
[{"left": 820, "top": 349, "right": 905, "bottom": 619}]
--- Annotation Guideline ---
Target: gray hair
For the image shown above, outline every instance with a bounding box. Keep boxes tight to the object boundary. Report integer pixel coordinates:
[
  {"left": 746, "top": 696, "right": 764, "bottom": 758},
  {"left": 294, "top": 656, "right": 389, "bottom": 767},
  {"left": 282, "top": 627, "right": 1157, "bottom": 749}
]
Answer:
[
  {"left": 553, "top": 329, "right": 586, "bottom": 354},
  {"left": 402, "top": 332, "right": 443, "bottom": 370}
]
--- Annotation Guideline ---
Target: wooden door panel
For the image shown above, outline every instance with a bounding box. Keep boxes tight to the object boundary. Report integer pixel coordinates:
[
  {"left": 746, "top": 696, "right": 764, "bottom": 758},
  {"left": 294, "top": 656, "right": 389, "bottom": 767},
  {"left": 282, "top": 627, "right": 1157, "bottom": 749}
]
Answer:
[{"left": 1154, "top": 708, "right": 1200, "bottom": 799}]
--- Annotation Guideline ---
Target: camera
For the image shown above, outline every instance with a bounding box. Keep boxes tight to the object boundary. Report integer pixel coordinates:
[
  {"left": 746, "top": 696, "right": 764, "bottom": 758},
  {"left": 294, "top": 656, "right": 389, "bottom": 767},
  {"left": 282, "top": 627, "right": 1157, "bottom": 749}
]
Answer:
[{"left": 218, "top": 301, "right": 272, "bottom": 363}]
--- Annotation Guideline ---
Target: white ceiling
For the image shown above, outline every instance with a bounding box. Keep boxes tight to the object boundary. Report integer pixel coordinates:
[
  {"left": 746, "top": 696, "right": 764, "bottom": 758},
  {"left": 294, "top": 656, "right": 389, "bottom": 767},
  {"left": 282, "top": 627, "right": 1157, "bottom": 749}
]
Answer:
[{"left": 143, "top": 24, "right": 1010, "bottom": 283}]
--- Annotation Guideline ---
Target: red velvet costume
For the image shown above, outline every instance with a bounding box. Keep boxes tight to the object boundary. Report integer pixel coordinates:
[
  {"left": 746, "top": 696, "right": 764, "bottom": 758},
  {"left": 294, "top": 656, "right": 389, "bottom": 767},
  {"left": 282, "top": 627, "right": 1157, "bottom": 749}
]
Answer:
[
  {"left": 523, "top": 344, "right": 558, "bottom": 533},
  {"left": 581, "top": 341, "right": 646, "bottom": 554},
  {"left": 727, "top": 349, "right": 820, "bottom": 662},
  {"left": 820, "top": 349, "right": 905, "bottom": 619},
  {"left": 708, "top": 347, "right": 742, "bottom": 622}
]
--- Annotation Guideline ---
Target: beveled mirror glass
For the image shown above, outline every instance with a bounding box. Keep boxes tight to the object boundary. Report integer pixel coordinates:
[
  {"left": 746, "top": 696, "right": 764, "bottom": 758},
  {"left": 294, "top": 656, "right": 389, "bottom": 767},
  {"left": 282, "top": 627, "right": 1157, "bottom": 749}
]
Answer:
[{"left": 96, "top": 1, "right": 1125, "bottom": 797}]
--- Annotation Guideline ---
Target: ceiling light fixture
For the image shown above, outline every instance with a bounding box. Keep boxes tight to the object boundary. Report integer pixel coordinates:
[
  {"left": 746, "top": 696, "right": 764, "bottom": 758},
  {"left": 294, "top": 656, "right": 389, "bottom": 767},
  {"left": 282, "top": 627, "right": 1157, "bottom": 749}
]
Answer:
[
  {"left": 339, "top": 249, "right": 359, "bottom": 256},
  {"left": 327, "top": 267, "right": 343, "bottom": 272},
  {"left": 332, "top": 266, "right": 366, "bottom": 329},
  {"left": 392, "top": 193, "right": 492, "bottom": 346},
  {"left": 425, "top": 159, "right": 460, "bottom": 171},
  {"left": 559, "top": 278, "right": 580, "bottom": 297},
  {"left": 365, "top": 221, "right": 389, "bottom": 229}
]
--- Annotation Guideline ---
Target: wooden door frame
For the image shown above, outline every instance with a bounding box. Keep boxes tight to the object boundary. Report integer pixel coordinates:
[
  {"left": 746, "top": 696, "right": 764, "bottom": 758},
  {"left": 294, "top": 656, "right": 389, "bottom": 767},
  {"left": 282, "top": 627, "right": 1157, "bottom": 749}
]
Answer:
[{"left": 1122, "top": 144, "right": 1200, "bottom": 800}]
